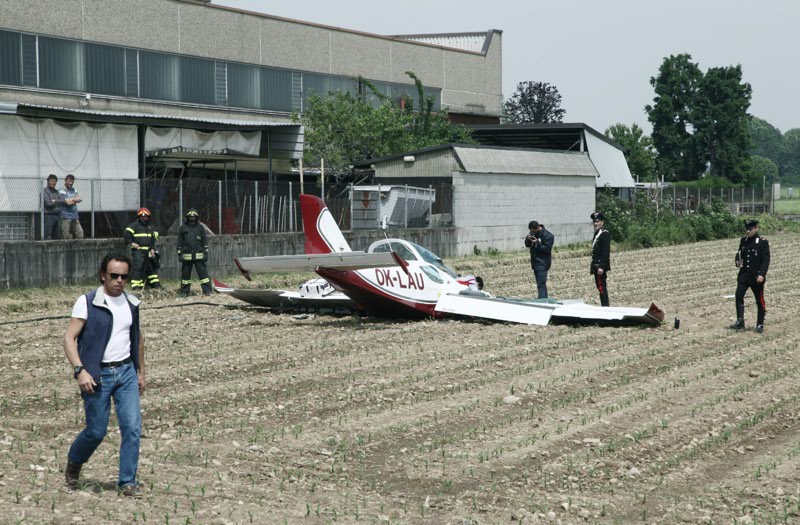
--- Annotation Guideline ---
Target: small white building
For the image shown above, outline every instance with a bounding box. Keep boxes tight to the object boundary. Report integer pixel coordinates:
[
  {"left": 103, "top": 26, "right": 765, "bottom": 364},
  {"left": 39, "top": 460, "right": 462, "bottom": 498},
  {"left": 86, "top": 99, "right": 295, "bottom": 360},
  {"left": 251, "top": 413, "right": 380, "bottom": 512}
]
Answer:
[{"left": 355, "top": 144, "right": 598, "bottom": 256}]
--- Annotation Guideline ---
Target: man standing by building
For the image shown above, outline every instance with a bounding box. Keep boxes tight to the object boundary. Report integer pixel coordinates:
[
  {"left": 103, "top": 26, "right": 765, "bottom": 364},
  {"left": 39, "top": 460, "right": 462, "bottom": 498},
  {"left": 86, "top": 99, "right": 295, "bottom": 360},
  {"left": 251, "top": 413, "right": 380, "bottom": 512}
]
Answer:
[
  {"left": 42, "top": 174, "right": 64, "bottom": 240},
  {"left": 729, "top": 219, "right": 770, "bottom": 333},
  {"left": 590, "top": 212, "right": 611, "bottom": 307},
  {"left": 63, "top": 254, "right": 145, "bottom": 498},
  {"left": 524, "top": 220, "right": 554, "bottom": 298},
  {"left": 59, "top": 174, "right": 84, "bottom": 239},
  {"left": 124, "top": 208, "right": 162, "bottom": 291},
  {"left": 177, "top": 208, "right": 212, "bottom": 297}
]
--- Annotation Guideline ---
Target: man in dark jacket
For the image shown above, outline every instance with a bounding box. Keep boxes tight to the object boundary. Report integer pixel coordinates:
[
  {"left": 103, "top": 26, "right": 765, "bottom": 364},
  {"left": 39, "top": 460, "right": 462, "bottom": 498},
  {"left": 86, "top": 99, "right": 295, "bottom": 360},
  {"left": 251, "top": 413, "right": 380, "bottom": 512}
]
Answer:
[
  {"left": 729, "top": 219, "right": 770, "bottom": 333},
  {"left": 63, "top": 254, "right": 145, "bottom": 498},
  {"left": 524, "top": 220, "right": 555, "bottom": 298},
  {"left": 590, "top": 212, "right": 611, "bottom": 307},
  {"left": 177, "top": 208, "right": 212, "bottom": 297},
  {"left": 124, "top": 208, "right": 161, "bottom": 291}
]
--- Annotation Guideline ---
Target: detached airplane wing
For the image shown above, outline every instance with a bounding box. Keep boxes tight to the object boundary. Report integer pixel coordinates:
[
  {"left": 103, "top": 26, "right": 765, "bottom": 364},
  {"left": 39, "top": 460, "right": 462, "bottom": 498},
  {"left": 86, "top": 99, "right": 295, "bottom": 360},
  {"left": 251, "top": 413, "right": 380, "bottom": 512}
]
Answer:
[
  {"left": 235, "top": 251, "right": 398, "bottom": 279},
  {"left": 213, "top": 279, "right": 356, "bottom": 310},
  {"left": 435, "top": 293, "right": 664, "bottom": 327}
]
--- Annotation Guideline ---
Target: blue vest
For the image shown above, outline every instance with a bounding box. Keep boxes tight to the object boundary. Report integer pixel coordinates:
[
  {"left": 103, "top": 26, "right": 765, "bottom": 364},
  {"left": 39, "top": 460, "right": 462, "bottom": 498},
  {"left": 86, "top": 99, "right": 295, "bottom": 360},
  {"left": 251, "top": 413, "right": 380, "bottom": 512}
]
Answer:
[{"left": 77, "top": 288, "right": 141, "bottom": 382}]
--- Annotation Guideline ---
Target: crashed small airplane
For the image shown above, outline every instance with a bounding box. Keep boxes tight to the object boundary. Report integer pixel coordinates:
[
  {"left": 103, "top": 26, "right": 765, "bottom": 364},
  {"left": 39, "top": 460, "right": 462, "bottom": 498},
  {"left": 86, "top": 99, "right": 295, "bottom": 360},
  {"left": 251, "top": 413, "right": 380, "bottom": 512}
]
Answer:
[{"left": 215, "top": 195, "right": 664, "bottom": 326}]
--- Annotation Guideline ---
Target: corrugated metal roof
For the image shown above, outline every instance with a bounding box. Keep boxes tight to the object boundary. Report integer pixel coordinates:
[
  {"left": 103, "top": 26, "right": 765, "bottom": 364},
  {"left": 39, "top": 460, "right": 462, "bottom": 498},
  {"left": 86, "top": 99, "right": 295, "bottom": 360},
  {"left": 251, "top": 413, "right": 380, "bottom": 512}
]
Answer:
[
  {"left": 584, "top": 132, "right": 636, "bottom": 188},
  {"left": 395, "top": 32, "right": 490, "bottom": 53},
  {"left": 453, "top": 147, "right": 599, "bottom": 177},
  {"left": 7, "top": 104, "right": 298, "bottom": 128}
]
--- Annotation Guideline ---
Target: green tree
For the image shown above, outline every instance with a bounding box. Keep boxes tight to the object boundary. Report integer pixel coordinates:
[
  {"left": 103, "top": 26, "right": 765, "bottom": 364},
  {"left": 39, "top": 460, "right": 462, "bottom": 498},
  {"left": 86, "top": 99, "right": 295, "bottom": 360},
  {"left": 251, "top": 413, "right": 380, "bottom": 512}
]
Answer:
[
  {"left": 503, "top": 81, "right": 566, "bottom": 124},
  {"left": 646, "top": 55, "right": 753, "bottom": 183},
  {"left": 745, "top": 155, "right": 779, "bottom": 185},
  {"left": 645, "top": 54, "right": 704, "bottom": 181},
  {"left": 781, "top": 128, "right": 800, "bottom": 182},
  {"left": 604, "top": 123, "right": 657, "bottom": 181},
  {"left": 748, "top": 116, "right": 783, "bottom": 166},
  {"left": 297, "top": 72, "right": 474, "bottom": 173},
  {"left": 693, "top": 65, "right": 752, "bottom": 183}
]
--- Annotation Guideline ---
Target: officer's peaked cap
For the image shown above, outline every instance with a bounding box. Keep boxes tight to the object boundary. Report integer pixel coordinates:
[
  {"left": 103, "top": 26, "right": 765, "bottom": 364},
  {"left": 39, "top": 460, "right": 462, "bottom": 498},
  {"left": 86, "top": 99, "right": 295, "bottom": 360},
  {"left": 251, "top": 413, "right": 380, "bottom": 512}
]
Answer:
[
  {"left": 591, "top": 211, "right": 605, "bottom": 221},
  {"left": 744, "top": 219, "right": 759, "bottom": 228}
]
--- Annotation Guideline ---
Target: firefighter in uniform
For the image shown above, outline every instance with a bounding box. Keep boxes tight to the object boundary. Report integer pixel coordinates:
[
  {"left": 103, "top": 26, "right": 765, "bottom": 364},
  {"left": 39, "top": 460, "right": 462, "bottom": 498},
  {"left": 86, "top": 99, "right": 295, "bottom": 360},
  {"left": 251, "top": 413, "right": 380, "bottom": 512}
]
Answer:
[
  {"left": 124, "top": 208, "right": 162, "bottom": 291},
  {"left": 590, "top": 211, "right": 611, "bottom": 307},
  {"left": 729, "top": 219, "right": 770, "bottom": 333},
  {"left": 177, "top": 208, "right": 212, "bottom": 297}
]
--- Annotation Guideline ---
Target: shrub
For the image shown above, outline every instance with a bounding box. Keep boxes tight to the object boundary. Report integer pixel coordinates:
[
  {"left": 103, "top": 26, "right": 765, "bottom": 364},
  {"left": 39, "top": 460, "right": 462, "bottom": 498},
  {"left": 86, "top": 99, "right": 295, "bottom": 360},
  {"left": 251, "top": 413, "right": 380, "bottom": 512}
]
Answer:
[{"left": 596, "top": 188, "right": 745, "bottom": 249}]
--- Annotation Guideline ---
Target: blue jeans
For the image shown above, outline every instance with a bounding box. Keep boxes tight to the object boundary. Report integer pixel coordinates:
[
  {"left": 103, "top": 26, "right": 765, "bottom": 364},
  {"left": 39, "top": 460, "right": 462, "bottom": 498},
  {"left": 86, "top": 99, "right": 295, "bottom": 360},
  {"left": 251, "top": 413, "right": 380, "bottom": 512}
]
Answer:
[
  {"left": 68, "top": 362, "right": 141, "bottom": 487},
  {"left": 533, "top": 269, "right": 548, "bottom": 299}
]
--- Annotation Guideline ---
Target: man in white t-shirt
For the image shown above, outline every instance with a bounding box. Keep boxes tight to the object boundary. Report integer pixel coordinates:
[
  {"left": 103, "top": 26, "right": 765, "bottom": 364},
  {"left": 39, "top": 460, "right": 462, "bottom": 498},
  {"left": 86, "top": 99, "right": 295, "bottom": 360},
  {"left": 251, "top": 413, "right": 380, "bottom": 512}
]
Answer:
[{"left": 63, "top": 254, "right": 146, "bottom": 498}]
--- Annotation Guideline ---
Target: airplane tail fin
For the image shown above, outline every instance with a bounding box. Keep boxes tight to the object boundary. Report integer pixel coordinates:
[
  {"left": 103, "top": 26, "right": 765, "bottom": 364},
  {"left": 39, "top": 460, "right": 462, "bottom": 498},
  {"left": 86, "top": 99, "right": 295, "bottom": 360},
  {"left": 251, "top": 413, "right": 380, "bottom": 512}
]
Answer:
[{"left": 300, "top": 194, "right": 352, "bottom": 254}]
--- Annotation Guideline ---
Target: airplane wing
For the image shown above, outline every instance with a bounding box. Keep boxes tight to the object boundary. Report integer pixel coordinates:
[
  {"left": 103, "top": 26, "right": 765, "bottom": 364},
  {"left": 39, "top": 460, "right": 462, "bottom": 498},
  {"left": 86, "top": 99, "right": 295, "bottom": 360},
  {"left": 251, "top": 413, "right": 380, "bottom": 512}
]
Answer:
[
  {"left": 235, "top": 251, "right": 398, "bottom": 279},
  {"left": 434, "top": 293, "right": 555, "bottom": 325},
  {"left": 213, "top": 279, "right": 356, "bottom": 310},
  {"left": 435, "top": 293, "right": 664, "bottom": 327}
]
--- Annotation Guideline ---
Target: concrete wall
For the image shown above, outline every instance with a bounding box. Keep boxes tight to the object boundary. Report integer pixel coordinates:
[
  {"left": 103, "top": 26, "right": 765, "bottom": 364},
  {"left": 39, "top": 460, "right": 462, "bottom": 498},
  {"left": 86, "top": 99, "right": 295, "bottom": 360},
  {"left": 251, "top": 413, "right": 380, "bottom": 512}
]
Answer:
[
  {"left": 0, "top": 0, "right": 502, "bottom": 119},
  {"left": 0, "top": 227, "right": 458, "bottom": 289},
  {"left": 452, "top": 172, "right": 595, "bottom": 254}
]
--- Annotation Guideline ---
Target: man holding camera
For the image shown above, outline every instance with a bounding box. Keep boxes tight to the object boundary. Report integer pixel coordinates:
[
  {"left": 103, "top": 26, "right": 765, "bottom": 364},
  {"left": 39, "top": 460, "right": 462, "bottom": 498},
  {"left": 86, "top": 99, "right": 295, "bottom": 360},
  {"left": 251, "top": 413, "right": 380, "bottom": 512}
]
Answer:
[{"left": 524, "top": 220, "right": 554, "bottom": 298}]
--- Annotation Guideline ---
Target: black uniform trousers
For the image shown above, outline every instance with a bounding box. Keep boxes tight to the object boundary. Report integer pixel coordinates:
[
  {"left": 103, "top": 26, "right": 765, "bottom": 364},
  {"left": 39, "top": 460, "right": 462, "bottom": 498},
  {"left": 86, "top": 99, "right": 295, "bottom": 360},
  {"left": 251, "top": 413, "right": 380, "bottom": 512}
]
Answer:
[
  {"left": 594, "top": 272, "right": 609, "bottom": 307},
  {"left": 181, "top": 260, "right": 211, "bottom": 295},
  {"left": 533, "top": 268, "right": 548, "bottom": 299},
  {"left": 735, "top": 280, "right": 766, "bottom": 325},
  {"left": 130, "top": 250, "right": 160, "bottom": 290}
]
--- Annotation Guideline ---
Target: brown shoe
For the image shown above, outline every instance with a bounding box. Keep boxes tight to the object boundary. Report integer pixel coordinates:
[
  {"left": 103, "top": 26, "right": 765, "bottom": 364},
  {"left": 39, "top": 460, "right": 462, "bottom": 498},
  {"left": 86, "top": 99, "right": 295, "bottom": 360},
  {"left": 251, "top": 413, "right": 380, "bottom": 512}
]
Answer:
[
  {"left": 120, "top": 484, "right": 143, "bottom": 498},
  {"left": 65, "top": 460, "right": 82, "bottom": 487}
]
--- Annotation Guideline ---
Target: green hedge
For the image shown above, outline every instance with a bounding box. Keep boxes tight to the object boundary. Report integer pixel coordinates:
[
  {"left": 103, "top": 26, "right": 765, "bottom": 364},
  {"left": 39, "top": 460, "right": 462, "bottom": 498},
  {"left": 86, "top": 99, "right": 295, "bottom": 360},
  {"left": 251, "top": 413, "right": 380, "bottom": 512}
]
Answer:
[{"left": 596, "top": 189, "right": 745, "bottom": 249}]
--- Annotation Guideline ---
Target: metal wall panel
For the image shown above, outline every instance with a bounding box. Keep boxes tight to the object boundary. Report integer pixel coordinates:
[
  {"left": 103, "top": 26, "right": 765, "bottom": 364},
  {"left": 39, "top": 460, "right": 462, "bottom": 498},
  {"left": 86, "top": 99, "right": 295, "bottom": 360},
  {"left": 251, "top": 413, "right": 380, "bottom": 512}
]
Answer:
[
  {"left": 214, "top": 61, "right": 227, "bottom": 106},
  {"left": 21, "top": 34, "right": 39, "bottom": 87},
  {"left": 124, "top": 49, "right": 138, "bottom": 97}
]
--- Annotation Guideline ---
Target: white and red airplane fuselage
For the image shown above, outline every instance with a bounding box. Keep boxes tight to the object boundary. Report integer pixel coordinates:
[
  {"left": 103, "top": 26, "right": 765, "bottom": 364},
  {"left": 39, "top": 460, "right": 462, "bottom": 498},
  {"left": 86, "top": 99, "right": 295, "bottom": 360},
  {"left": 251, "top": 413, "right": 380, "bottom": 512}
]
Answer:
[{"left": 298, "top": 194, "right": 471, "bottom": 318}]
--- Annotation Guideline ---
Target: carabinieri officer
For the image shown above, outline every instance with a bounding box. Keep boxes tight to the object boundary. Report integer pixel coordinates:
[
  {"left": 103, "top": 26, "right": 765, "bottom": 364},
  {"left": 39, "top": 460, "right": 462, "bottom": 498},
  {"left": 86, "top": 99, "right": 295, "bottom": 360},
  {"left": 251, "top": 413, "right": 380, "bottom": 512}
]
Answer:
[{"left": 729, "top": 219, "right": 770, "bottom": 333}]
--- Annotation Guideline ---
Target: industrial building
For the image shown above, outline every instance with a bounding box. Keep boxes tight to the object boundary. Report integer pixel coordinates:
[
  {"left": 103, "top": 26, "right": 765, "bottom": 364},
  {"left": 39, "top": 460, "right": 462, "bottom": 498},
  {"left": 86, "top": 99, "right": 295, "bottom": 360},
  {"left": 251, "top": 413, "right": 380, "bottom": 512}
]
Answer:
[
  {"left": 0, "top": 0, "right": 502, "bottom": 239},
  {"left": 355, "top": 144, "right": 598, "bottom": 255}
]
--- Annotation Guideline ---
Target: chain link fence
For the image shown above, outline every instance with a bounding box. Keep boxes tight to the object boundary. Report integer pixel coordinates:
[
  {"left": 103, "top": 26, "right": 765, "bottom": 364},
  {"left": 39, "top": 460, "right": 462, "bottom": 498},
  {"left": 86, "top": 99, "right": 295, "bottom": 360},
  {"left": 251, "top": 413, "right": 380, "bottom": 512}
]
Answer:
[
  {"left": 0, "top": 177, "right": 455, "bottom": 241},
  {"left": 632, "top": 185, "right": 775, "bottom": 214}
]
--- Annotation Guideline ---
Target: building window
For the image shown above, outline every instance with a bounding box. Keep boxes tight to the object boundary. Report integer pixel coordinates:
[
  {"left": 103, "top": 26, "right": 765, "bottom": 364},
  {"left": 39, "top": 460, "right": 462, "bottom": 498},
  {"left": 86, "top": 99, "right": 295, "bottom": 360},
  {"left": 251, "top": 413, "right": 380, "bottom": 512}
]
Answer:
[
  {"left": 1, "top": 30, "right": 442, "bottom": 115},
  {"left": 39, "top": 36, "right": 85, "bottom": 92},
  {"left": 180, "top": 55, "right": 216, "bottom": 105},
  {"left": 85, "top": 42, "right": 126, "bottom": 96},
  {"left": 0, "top": 30, "right": 22, "bottom": 86},
  {"left": 140, "top": 51, "right": 179, "bottom": 102}
]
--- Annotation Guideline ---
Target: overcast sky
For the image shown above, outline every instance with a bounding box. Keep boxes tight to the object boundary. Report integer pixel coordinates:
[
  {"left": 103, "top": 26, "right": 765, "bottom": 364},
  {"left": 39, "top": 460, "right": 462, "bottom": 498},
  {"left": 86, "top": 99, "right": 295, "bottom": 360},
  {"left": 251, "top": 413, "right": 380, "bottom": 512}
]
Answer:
[{"left": 217, "top": 0, "right": 799, "bottom": 134}]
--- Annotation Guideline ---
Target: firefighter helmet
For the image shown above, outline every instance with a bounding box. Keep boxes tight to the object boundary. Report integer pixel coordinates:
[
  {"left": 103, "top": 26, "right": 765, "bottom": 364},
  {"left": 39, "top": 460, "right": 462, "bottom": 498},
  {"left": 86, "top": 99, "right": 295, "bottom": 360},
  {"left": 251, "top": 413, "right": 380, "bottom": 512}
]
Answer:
[
  {"left": 186, "top": 208, "right": 199, "bottom": 218},
  {"left": 137, "top": 207, "right": 151, "bottom": 217}
]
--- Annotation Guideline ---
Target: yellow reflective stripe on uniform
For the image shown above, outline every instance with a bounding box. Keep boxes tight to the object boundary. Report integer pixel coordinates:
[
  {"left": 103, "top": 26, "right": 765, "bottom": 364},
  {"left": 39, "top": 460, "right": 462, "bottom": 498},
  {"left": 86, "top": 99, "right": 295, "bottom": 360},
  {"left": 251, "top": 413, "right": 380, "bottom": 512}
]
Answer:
[
  {"left": 153, "top": 232, "right": 159, "bottom": 239},
  {"left": 125, "top": 228, "right": 135, "bottom": 234},
  {"left": 181, "top": 280, "right": 192, "bottom": 285},
  {"left": 194, "top": 252, "right": 204, "bottom": 258},
  {"left": 134, "top": 246, "right": 150, "bottom": 250},
  {"left": 182, "top": 254, "right": 193, "bottom": 260},
  {"left": 200, "top": 278, "right": 210, "bottom": 284},
  {"left": 133, "top": 233, "right": 153, "bottom": 237}
]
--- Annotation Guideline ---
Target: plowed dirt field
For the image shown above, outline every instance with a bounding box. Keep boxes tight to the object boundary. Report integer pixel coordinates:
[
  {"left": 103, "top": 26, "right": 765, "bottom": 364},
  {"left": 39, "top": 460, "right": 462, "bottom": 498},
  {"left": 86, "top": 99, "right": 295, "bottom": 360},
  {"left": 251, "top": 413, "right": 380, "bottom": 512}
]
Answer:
[{"left": 2, "top": 234, "right": 799, "bottom": 524}]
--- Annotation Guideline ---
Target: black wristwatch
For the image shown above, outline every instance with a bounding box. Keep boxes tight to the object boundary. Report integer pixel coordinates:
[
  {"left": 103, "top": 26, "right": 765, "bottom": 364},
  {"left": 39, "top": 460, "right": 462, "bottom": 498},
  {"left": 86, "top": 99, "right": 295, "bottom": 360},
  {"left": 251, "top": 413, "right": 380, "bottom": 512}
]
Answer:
[{"left": 73, "top": 365, "right": 84, "bottom": 379}]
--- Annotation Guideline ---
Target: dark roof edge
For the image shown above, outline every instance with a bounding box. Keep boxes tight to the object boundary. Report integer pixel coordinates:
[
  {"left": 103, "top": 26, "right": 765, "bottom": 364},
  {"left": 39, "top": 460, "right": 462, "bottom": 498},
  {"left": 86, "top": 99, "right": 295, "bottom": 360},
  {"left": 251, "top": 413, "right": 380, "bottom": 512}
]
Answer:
[
  {"left": 10, "top": 104, "right": 300, "bottom": 131},
  {"left": 352, "top": 142, "right": 590, "bottom": 167},
  {"left": 469, "top": 122, "right": 626, "bottom": 152}
]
